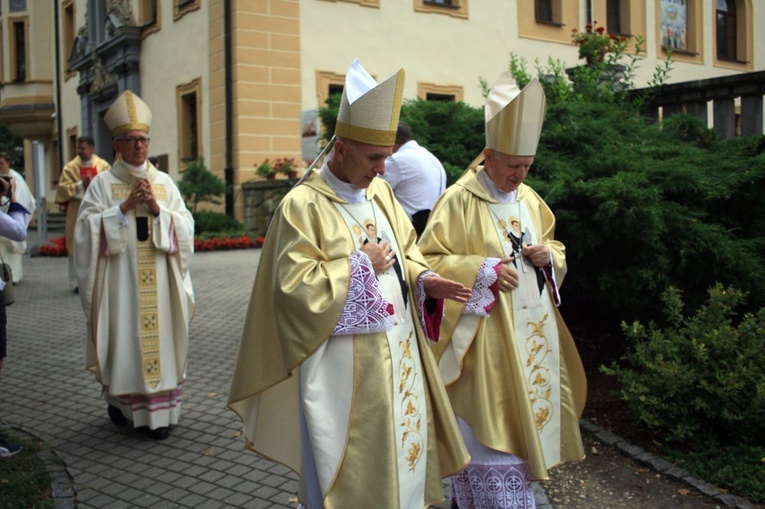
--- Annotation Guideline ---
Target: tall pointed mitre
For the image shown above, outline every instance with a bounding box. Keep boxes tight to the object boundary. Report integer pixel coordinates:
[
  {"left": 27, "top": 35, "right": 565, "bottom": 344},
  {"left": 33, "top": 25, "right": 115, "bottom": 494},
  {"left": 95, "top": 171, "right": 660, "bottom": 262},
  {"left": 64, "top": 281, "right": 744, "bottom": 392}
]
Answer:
[
  {"left": 104, "top": 90, "right": 153, "bottom": 137},
  {"left": 485, "top": 73, "right": 546, "bottom": 156},
  {"left": 334, "top": 59, "right": 405, "bottom": 146}
]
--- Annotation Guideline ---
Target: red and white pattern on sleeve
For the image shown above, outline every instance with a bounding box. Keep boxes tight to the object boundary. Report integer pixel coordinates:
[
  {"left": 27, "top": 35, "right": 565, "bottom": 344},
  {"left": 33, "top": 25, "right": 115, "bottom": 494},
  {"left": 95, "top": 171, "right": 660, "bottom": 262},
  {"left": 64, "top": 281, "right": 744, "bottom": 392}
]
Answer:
[
  {"left": 332, "top": 251, "right": 394, "bottom": 336},
  {"left": 417, "top": 270, "right": 444, "bottom": 345},
  {"left": 464, "top": 258, "right": 501, "bottom": 317}
]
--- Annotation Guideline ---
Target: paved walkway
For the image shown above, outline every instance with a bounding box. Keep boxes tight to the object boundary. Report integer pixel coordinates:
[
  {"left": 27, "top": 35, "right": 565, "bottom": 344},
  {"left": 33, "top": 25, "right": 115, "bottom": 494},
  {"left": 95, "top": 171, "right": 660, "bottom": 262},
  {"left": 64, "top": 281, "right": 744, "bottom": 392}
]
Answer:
[
  {"left": 3, "top": 249, "right": 554, "bottom": 509},
  {"left": 2, "top": 249, "right": 304, "bottom": 509}
]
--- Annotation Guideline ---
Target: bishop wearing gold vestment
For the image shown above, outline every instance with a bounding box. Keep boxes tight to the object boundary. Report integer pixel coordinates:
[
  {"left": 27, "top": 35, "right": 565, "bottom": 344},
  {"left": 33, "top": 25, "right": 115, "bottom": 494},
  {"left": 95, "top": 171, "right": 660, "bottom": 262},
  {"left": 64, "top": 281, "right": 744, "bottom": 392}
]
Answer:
[
  {"left": 419, "top": 74, "right": 587, "bottom": 509},
  {"left": 229, "top": 59, "right": 470, "bottom": 509}
]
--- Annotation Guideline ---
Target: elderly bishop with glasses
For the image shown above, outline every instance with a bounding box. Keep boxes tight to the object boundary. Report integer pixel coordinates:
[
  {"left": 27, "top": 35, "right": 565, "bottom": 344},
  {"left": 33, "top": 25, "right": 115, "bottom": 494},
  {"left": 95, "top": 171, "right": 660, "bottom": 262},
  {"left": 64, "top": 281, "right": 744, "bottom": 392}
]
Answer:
[{"left": 74, "top": 91, "right": 195, "bottom": 440}]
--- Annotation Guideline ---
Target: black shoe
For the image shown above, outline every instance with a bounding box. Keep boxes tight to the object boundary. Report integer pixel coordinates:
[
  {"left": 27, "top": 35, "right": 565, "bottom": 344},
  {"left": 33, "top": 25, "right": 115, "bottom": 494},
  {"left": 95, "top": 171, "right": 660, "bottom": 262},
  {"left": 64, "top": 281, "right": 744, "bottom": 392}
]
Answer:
[
  {"left": 73, "top": 287, "right": 79, "bottom": 294},
  {"left": 107, "top": 405, "right": 128, "bottom": 426},
  {"left": 451, "top": 499, "right": 459, "bottom": 509},
  {"left": 144, "top": 427, "right": 170, "bottom": 440}
]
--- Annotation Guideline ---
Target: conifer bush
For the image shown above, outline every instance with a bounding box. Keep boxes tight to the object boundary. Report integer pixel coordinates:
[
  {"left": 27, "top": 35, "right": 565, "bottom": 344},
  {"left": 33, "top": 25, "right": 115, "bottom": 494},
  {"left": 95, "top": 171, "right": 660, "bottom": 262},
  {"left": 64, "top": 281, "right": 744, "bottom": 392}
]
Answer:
[
  {"left": 530, "top": 105, "right": 765, "bottom": 329},
  {"left": 319, "top": 94, "right": 484, "bottom": 185}
]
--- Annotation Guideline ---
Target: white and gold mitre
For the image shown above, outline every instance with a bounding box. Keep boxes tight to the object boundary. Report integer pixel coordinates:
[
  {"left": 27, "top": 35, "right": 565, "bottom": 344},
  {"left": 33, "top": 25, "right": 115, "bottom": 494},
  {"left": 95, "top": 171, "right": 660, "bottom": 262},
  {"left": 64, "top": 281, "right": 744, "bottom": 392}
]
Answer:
[
  {"left": 335, "top": 59, "right": 405, "bottom": 146},
  {"left": 485, "top": 73, "right": 546, "bottom": 156},
  {"left": 104, "top": 90, "right": 153, "bottom": 137}
]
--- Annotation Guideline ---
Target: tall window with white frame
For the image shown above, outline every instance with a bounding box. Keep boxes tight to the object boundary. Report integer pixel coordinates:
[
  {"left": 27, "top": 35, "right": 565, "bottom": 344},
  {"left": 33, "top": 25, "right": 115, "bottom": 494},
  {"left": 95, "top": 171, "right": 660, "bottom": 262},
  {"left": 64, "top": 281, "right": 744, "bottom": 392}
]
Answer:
[{"left": 716, "top": 0, "right": 737, "bottom": 61}]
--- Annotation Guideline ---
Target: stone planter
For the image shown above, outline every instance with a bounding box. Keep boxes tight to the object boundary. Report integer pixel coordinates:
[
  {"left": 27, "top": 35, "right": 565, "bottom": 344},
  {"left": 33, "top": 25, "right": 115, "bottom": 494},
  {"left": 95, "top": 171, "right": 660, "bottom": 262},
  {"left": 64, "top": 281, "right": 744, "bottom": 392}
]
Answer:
[{"left": 566, "top": 63, "right": 627, "bottom": 94}]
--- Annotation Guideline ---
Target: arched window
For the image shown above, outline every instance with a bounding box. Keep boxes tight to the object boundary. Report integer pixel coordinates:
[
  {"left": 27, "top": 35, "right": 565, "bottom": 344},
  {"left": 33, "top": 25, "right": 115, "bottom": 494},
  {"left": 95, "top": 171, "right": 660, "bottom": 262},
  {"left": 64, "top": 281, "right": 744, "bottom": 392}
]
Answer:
[{"left": 716, "top": 0, "right": 737, "bottom": 61}]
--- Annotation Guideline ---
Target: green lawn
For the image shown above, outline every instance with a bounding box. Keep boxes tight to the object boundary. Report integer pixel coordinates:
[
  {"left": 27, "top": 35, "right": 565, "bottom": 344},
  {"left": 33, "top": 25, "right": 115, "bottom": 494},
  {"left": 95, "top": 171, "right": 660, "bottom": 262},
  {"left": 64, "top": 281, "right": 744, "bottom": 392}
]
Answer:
[{"left": 0, "top": 427, "right": 53, "bottom": 509}]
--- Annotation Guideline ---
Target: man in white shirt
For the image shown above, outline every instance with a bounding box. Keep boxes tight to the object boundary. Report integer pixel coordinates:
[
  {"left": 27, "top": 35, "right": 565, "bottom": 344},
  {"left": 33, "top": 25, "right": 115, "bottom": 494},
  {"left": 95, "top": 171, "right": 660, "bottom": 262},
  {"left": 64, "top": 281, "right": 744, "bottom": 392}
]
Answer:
[{"left": 382, "top": 122, "right": 447, "bottom": 236}]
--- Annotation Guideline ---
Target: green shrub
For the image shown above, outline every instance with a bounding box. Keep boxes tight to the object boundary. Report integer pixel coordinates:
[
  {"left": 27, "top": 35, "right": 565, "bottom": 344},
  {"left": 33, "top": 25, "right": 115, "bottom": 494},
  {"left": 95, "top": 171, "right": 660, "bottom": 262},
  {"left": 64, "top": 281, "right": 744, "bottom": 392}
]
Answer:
[
  {"left": 602, "top": 284, "right": 765, "bottom": 446},
  {"left": 178, "top": 158, "right": 227, "bottom": 213},
  {"left": 193, "top": 210, "right": 243, "bottom": 236}
]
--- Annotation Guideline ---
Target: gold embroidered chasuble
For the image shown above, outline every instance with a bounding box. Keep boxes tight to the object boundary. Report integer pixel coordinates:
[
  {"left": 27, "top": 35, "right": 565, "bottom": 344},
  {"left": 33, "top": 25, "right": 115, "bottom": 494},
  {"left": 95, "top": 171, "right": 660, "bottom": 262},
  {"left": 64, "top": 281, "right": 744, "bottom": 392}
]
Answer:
[
  {"left": 228, "top": 169, "right": 468, "bottom": 509},
  {"left": 55, "top": 155, "right": 111, "bottom": 254},
  {"left": 418, "top": 168, "right": 587, "bottom": 480},
  {"left": 74, "top": 161, "right": 195, "bottom": 398}
]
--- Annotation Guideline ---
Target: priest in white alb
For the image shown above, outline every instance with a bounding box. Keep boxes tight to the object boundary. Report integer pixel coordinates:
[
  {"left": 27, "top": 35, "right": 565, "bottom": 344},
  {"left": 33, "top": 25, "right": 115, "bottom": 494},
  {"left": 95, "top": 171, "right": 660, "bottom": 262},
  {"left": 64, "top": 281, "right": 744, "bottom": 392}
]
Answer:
[
  {"left": 75, "top": 91, "right": 195, "bottom": 440},
  {"left": 228, "top": 59, "right": 470, "bottom": 509},
  {"left": 418, "top": 73, "right": 587, "bottom": 509}
]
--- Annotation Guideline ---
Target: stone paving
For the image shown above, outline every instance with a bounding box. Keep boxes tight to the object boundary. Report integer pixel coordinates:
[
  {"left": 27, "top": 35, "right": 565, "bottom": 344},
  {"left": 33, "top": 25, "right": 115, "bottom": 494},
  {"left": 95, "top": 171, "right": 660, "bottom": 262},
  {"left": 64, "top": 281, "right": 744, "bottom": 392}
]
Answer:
[
  {"left": 2, "top": 249, "right": 545, "bottom": 509},
  {"left": 1, "top": 249, "right": 308, "bottom": 509},
  {"left": 0, "top": 243, "right": 562, "bottom": 509}
]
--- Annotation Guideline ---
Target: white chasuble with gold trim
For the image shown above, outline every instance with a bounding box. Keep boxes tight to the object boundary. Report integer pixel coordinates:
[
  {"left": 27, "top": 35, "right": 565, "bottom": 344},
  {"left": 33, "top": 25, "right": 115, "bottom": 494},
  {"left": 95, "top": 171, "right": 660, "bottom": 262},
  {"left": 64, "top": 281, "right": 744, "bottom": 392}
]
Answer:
[
  {"left": 75, "top": 165, "right": 194, "bottom": 404},
  {"left": 299, "top": 200, "right": 428, "bottom": 508},
  {"left": 488, "top": 200, "right": 562, "bottom": 468}
]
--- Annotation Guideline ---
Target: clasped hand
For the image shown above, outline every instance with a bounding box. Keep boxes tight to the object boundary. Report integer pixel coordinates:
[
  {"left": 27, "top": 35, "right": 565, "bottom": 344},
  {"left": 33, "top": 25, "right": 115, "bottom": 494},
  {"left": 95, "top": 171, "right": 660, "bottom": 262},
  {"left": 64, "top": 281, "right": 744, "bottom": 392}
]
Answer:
[{"left": 120, "top": 179, "right": 159, "bottom": 216}]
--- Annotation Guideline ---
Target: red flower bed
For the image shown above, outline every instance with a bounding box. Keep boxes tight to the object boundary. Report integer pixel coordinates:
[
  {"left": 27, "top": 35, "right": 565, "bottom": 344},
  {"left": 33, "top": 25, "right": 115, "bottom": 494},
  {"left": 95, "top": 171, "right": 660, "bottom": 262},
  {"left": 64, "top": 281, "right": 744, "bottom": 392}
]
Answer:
[
  {"left": 38, "top": 236, "right": 68, "bottom": 257},
  {"left": 194, "top": 235, "right": 265, "bottom": 252},
  {"left": 37, "top": 235, "right": 265, "bottom": 256}
]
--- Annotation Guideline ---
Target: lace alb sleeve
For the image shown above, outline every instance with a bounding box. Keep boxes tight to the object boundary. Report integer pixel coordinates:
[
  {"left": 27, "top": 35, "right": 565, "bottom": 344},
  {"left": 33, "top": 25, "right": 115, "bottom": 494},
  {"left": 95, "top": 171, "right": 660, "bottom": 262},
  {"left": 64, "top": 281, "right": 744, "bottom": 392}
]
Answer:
[
  {"left": 333, "top": 251, "right": 394, "bottom": 336},
  {"left": 463, "top": 258, "right": 501, "bottom": 317}
]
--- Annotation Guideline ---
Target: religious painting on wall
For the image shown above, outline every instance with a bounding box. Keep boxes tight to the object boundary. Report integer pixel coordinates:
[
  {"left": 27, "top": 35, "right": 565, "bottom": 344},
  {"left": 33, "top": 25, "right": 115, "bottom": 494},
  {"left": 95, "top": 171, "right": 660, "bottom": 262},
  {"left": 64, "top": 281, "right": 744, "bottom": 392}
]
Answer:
[{"left": 661, "top": 0, "right": 688, "bottom": 51}]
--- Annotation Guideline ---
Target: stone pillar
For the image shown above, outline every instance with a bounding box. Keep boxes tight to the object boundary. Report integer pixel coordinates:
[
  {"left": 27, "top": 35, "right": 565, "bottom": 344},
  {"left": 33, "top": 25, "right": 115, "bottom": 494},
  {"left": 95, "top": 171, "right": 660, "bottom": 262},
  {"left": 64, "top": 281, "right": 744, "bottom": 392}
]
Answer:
[
  {"left": 712, "top": 97, "right": 736, "bottom": 139},
  {"left": 739, "top": 95, "right": 763, "bottom": 137},
  {"left": 685, "top": 101, "right": 708, "bottom": 125},
  {"left": 662, "top": 103, "right": 684, "bottom": 119}
]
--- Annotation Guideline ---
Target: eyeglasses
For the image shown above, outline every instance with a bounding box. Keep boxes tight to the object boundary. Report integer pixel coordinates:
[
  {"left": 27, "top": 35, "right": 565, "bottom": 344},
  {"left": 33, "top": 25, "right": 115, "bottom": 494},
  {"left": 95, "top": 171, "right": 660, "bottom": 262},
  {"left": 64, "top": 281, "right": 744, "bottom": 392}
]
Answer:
[{"left": 116, "top": 136, "right": 151, "bottom": 146}]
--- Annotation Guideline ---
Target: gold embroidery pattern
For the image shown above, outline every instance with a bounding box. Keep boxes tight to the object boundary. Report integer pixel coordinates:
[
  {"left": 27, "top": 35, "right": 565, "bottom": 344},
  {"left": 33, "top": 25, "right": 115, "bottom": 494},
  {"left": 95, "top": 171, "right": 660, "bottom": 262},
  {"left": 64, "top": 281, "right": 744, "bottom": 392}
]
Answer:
[
  {"left": 524, "top": 313, "right": 554, "bottom": 430},
  {"left": 398, "top": 331, "right": 424, "bottom": 471},
  {"left": 111, "top": 183, "right": 168, "bottom": 201},
  {"left": 137, "top": 218, "right": 162, "bottom": 388},
  {"left": 111, "top": 183, "right": 133, "bottom": 200}
]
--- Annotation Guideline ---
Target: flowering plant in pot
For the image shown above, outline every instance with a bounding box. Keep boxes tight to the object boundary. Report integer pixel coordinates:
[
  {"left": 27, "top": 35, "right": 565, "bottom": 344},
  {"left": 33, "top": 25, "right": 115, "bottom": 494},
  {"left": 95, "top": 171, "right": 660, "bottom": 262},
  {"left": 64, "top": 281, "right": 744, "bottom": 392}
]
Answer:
[
  {"left": 571, "top": 21, "right": 627, "bottom": 65},
  {"left": 274, "top": 157, "right": 301, "bottom": 179},
  {"left": 255, "top": 159, "right": 276, "bottom": 179}
]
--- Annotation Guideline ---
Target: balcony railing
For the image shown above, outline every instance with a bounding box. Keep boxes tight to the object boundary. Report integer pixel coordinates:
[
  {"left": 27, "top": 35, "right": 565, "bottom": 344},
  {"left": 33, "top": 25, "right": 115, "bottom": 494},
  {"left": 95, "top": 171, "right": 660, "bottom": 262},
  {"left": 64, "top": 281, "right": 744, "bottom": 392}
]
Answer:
[{"left": 637, "top": 70, "right": 765, "bottom": 139}]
